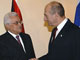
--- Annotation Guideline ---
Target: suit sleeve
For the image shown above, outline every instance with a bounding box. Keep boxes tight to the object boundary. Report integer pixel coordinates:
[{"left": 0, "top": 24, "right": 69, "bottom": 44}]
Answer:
[{"left": 24, "top": 34, "right": 36, "bottom": 59}]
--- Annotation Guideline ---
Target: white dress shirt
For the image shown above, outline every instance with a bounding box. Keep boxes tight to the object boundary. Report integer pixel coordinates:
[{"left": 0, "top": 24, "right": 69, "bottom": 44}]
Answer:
[
  {"left": 55, "top": 18, "right": 68, "bottom": 38},
  {"left": 8, "top": 31, "right": 26, "bottom": 52}
]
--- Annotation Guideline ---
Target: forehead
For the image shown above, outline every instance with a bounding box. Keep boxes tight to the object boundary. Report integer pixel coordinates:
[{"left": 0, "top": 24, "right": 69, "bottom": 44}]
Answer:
[
  {"left": 45, "top": 5, "right": 51, "bottom": 13},
  {"left": 10, "top": 16, "right": 20, "bottom": 22}
]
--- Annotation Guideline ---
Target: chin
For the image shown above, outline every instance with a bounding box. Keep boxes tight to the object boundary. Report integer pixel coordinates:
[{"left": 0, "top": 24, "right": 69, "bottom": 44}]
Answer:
[
  {"left": 18, "top": 30, "right": 22, "bottom": 33},
  {"left": 48, "top": 23, "right": 52, "bottom": 25}
]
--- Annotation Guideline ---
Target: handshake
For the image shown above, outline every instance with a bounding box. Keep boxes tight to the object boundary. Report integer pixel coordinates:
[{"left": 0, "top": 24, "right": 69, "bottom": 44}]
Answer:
[{"left": 29, "top": 58, "right": 39, "bottom": 60}]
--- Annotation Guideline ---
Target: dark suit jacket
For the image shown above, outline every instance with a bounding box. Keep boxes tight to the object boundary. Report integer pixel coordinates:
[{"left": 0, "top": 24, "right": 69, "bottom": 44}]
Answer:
[
  {"left": 0, "top": 32, "right": 35, "bottom": 60},
  {"left": 39, "top": 19, "right": 80, "bottom": 60}
]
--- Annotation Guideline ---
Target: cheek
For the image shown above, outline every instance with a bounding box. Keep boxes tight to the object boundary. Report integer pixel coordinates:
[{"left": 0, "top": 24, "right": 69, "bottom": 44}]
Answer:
[
  {"left": 12, "top": 26, "right": 19, "bottom": 31},
  {"left": 9, "top": 25, "right": 15, "bottom": 30},
  {"left": 48, "top": 16, "right": 53, "bottom": 21},
  {"left": 12, "top": 27, "right": 17, "bottom": 31},
  {"left": 16, "top": 26, "right": 22, "bottom": 32}
]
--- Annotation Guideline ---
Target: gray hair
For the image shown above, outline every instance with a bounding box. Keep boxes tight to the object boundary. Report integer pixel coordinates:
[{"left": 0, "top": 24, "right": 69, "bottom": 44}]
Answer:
[
  {"left": 45, "top": 1, "right": 65, "bottom": 17},
  {"left": 4, "top": 12, "right": 18, "bottom": 25}
]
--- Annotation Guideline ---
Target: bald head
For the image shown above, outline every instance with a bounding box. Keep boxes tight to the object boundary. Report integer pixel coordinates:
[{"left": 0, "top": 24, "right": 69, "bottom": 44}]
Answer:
[
  {"left": 45, "top": 1, "right": 65, "bottom": 17},
  {"left": 44, "top": 1, "right": 66, "bottom": 26}
]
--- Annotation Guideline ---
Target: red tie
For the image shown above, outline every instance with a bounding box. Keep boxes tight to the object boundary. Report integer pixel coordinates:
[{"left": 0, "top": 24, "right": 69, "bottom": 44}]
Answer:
[
  {"left": 53, "top": 27, "right": 57, "bottom": 40},
  {"left": 16, "top": 35, "right": 26, "bottom": 52},
  {"left": 16, "top": 35, "right": 21, "bottom": 45}
]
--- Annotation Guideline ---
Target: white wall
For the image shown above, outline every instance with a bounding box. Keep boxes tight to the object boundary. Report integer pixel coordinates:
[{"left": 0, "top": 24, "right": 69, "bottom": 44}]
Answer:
[{"left": 0, "top": 0, "right": 77, "bottom": 58}]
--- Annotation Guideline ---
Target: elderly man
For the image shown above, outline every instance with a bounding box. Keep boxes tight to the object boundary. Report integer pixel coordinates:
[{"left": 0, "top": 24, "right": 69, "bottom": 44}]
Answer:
[
  {"left": 38, "top": 1, "right": 80, "bottom": 60},
  {"left": 0, "top": 12, "right": 35, "bottom": 60}
]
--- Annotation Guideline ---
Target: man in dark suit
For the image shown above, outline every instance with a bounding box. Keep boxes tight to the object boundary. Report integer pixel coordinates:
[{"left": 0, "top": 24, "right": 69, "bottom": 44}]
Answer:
[
  {"left": 0, "top": 12, "right": 36, "bottom": 60},
  {"left": 38, "top": 1, "right": 80, "bottom": 60}
]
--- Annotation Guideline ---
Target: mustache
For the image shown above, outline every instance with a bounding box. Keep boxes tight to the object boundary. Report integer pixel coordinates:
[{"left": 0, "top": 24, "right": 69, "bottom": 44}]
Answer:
[{"left": 18, "top": 26, "right": 22, "bottom": 29}]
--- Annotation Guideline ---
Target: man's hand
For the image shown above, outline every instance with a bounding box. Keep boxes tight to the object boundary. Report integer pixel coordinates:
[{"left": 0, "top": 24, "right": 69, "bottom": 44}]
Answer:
[{"left": 29, "top": 58, "right": 38, "bottom": 60}]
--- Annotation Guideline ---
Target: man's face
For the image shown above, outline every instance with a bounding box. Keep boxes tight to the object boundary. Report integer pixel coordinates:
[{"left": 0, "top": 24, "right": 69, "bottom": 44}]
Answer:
[
  {"left": 44, "top": 6, "right": 57, "bottom": 26},
  {"left": 8, "top": 16, "right": 22, "bottom": 35}
]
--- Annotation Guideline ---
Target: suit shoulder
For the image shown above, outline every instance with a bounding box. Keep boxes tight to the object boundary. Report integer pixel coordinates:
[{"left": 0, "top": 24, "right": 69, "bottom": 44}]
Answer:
[
  {"left": 20, "top": 32, "right": 31, "bottom": 39},
  {"left": 70, "top": 22, "right": 80, "bottom": 30},
  {"left": 67, "top": 19, "right": 80, "bottom": 29},
  {"left": 70, "top": 23, "right": 80, "bottom": 35},
  {"left": 20, "top": 32, "right": 30, "bottom": 36},
  {"left": 0, "top": 32, "right": 7, "bottom": 38}
]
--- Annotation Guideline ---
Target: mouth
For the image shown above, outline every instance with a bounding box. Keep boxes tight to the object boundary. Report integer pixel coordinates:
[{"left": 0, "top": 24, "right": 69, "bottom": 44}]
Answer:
[{"left": 18, "top": 26, "right": 22, "bottom": 30}]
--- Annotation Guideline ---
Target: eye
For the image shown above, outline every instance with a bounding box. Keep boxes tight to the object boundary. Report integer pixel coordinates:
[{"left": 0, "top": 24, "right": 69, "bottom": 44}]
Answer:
[
  {"left": 12, "top": 21, "right": 23, "bottom": 25},
  {"left": 15, "top": 21, "right": 19, "bottom": 24}
]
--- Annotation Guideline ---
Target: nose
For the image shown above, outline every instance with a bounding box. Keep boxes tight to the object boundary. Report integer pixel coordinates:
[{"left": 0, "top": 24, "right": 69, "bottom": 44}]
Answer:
[
  {"left": 18, "top": 23, "right": 22, "bottom": 29},
  {"left": 18, "top": 22, "right": 22, "bottom": 27},
  {"left": 18, "top": 21, "right": 23, "bottom": 25},
  {"left": 44, "top": 16, "right": 47, "bottom": 21}
]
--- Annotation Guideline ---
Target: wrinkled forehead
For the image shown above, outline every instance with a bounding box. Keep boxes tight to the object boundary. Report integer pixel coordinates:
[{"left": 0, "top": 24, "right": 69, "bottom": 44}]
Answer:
[
  {"left": 45, "top": 2, "right": 59, "bottom": 12},
  {"left": 9, "top": 16, "right": 20, "bottom": 22},
  {"left": 44, "top": 5, "right": 51, "bottom": 13}
]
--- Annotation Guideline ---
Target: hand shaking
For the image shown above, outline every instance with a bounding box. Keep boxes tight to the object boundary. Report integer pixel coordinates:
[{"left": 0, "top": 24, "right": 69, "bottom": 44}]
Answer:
[{"left": 29, "top": 58, "right": 38, "bottom": 60}]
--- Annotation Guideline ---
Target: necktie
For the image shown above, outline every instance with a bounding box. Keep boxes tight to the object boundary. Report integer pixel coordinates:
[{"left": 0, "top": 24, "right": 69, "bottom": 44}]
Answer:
[
  {"left": 16, "top": 35, "right": 22, "bottom": 45},
  {"left": 53, "top": 27, "right": 58, "bottom": 40},
  {"left": 16, "top": 35, "right": 26, "bottom": 52}
]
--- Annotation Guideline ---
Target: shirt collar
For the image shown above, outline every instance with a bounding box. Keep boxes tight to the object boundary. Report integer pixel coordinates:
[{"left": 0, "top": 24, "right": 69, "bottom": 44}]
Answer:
[
  {"left": 57, "top": 18, "right": 68, "bottom": 32},
  {"left": 8, "top": 31, "right": 19, "bottom": 38}
]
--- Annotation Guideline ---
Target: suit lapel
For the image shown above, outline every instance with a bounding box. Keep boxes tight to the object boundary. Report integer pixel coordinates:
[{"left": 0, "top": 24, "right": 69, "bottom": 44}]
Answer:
[
  {"left": 19, "top": 33, "right": 27, "bottom": 53},
  {"left": 55, "top": 19, "right": 72, "bottom": 40},
  {"left": 5, "top": 32, "right": 25, "bottom": 53},
  {"left": 20, "top": 33, "right": 29, "bottom": 55}
]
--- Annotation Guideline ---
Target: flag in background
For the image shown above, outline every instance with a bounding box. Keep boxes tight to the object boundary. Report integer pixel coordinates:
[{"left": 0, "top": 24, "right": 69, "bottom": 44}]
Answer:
[
  {"left": 74, "top": 0, "right": 80, "bottom": 27},
  {"left": 11, "top": 0, "right": 25, "bottom": 32}
]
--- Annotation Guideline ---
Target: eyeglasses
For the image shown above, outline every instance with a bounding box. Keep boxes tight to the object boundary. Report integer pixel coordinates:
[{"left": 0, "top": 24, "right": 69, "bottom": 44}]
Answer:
[{"left": 11, "top": 21, "right": 23, "bottom": 25}]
